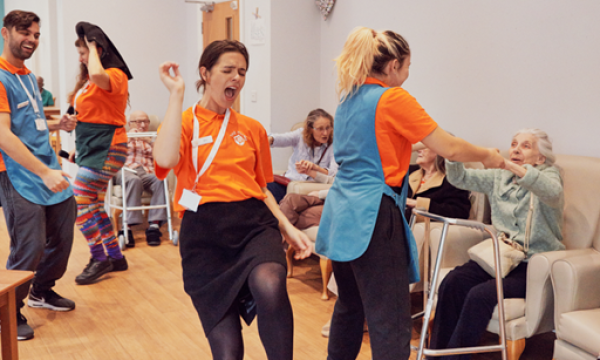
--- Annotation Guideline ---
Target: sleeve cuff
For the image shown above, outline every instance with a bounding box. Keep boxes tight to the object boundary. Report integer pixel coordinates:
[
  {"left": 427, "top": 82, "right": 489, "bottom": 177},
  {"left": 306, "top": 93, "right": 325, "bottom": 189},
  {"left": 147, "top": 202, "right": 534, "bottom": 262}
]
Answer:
[
  {"left": 415, "top": 197, "right": 431, "bottom": 212},
  {"left": 516, "top": 164, "right": 539, "bottom": 187},
  {"left": 318, "top": 189, "right": 329, "bottom": 199},
  {"left": 314, "top": 171, "right": 333, "bottom": 184}
]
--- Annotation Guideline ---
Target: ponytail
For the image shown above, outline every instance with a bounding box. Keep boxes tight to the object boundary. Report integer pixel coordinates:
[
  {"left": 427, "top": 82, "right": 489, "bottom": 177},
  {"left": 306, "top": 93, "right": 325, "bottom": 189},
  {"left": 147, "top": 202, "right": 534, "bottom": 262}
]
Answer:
[
  {"left": 335, "top": 27, "right": 410, "bottom": 103},
  {"left": 335, "top": 27, "right": 379, "bottom": 102}
]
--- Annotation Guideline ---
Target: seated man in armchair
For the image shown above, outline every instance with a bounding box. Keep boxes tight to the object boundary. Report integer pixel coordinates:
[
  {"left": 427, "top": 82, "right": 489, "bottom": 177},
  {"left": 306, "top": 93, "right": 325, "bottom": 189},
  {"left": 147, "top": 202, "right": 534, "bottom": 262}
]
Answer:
[{"left": 115, "top": 110, "right": 166, "bottom": 246}]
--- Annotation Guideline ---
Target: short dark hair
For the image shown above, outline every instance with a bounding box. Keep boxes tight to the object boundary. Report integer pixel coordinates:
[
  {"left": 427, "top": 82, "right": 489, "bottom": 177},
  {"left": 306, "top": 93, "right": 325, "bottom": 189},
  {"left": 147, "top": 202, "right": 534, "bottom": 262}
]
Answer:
[
  {"left": 3, "top": 10, "right": 40, "bottom": 31},
  {"left": 196, "top": 40, "right": 249, "bottom": 92}
]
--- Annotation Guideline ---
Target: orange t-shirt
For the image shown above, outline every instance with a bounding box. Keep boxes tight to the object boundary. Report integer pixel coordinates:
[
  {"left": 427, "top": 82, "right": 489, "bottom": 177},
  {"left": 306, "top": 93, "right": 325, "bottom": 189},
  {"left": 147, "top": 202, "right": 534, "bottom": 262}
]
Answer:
[
  {"left": 155, "top": 105, "right": 274, "bottom": 216},
  {"left": 369, "top": 77, "right": 439, "bottom": 187},
  {"left": 74, "top": 67, "right": 128, "bottom": 145},
  {"left": 0, "top": 57, "right": 33, "bottom": 172}
]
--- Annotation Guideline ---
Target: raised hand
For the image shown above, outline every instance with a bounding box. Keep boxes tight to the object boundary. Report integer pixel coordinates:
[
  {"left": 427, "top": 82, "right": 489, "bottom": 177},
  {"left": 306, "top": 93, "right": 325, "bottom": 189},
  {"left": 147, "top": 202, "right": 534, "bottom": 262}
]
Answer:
[{"left": 159, "top": 62, "right": 185, "bottom": 94}]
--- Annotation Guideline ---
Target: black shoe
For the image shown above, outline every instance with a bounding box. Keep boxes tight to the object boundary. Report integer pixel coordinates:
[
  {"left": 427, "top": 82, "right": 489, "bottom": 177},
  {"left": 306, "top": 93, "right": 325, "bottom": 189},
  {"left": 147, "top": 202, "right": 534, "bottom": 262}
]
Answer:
[
  {"left": 75, "top": 258, "right": 113, "bottom": 285},
  {"left": 109, "top": 256, "right": 128, "bottom": 272},
  {"left": 118, "top": 229, "right": 135, "bottom": 248},
  {"left": 145, "top": 226, "right": 162, "bottom": 246},
  {"left": 16, "top": 311, "right": 34, "bottom": 341},
  {"left": 28, "top": 289, "right": 75, "bottom": 311}
]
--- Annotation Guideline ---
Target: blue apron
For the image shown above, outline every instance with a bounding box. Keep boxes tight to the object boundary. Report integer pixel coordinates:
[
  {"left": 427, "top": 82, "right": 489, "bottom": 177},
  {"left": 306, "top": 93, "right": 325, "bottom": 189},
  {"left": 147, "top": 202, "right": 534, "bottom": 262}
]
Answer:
[
  {"left": 315, "top": 84, "right": 420, "bottom": 283},
  {"left": 0, "top": 70, "right": 73, "bottom": 205}
]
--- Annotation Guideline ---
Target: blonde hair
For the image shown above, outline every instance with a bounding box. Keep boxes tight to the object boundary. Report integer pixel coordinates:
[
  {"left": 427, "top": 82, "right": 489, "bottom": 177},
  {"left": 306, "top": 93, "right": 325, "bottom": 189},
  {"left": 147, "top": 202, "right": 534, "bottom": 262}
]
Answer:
[{"left": 335, "top": 27, "right": 410, "bottom": 102}]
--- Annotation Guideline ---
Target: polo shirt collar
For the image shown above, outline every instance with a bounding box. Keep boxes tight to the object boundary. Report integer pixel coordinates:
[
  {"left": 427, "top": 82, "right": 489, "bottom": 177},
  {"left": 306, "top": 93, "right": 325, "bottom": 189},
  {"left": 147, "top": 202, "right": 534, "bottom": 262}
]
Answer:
[{"left": 0, "top": 56, "right": 31, "bottom": 75}]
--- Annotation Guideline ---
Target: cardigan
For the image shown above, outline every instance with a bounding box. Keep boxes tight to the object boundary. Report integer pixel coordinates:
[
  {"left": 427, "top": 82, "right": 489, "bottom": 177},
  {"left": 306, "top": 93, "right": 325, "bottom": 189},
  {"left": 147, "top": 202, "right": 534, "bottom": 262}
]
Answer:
[{"left": 445, "top": 161, "right": 565, "bottom": 257}]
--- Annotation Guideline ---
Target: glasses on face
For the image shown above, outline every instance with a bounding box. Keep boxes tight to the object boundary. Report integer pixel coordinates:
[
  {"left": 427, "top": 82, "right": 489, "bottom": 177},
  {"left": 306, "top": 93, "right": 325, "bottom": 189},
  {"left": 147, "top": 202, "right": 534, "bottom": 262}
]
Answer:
[
  {"left": 312, "top": 126, "right": 332, "bottom": 133},
  {"left": 130, "top": 120, "right": 150, "bottom": 125}
]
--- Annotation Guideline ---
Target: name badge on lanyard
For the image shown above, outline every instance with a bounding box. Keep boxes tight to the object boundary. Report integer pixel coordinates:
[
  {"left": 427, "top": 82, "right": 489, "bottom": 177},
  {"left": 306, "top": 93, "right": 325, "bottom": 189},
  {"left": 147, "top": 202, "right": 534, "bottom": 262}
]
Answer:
[
  {"left": 178, "top": 104, "right": 231, "bottom": 212},
  {"left": 16, "top": 74, "right": 45, "bottom": 131}
]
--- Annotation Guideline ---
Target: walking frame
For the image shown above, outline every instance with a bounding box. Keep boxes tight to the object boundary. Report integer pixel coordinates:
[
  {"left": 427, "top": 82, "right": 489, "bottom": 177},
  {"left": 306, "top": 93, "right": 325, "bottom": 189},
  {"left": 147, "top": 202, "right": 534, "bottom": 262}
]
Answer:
[
  {"left": 106, "top": 131, "right": 178, "bottom": 249},
  {"left": 409, "top": 209, "right": 508, "bottom": 360}
]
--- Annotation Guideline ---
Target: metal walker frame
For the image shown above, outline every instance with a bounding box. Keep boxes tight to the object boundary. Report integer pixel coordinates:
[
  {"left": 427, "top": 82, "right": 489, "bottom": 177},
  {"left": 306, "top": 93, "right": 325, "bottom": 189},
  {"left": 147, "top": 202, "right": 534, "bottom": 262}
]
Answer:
[
  {"left": 106, "top": 131, "right": 178, "bottom": 249},
  {"left": 410, "top": 209, "right": 508, "bottom": 360}
]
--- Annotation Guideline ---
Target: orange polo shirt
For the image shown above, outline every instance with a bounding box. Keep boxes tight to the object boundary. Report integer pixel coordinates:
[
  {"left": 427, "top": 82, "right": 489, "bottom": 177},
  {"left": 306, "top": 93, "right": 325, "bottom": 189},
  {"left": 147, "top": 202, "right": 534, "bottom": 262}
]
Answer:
[
  {"left": 155, "top": 105, "right": 274, "bottom": 216},
  {"left": 74, "top": 67, "right": 128, "bottom": 145},
  {"left": 370, "top": 77, "right": 438, "bottom": 187},
  {"left": 0, "top": 57, "right": 33, "bottom": 172}
]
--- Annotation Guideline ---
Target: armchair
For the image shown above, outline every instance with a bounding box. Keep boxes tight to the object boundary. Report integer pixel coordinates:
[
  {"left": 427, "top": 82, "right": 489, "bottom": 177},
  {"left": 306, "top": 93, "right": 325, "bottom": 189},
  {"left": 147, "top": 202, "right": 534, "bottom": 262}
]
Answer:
[
  {"left": 428, "top": 154, "right": 600, "bottom": 360},
  {"left": 550, "top": 155, "right": 600, "bottom": 360},
  {"left": 551, "top": 251, "right": 600, "bottom": 360}
]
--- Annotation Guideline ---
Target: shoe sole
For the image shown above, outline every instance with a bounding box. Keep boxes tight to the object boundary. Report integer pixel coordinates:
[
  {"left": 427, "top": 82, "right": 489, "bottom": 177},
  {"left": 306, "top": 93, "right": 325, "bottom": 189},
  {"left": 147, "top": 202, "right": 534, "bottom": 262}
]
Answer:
[
  {"left": 17, "top": 334, "right": 34, "bottom": 341},
  {"left": 75, "top": 265, "right": 113, "bottom": 285},
  {"left": 27, "top": 299, "right": 75, "bottom": 312}
]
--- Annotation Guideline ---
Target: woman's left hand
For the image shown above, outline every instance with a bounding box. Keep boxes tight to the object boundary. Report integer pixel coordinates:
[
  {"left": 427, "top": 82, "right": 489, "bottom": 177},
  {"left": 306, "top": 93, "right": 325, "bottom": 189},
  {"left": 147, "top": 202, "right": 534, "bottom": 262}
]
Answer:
[
  {"left": 406, "top": 198, "right": 417, "bottom": 208},
  {"left": 282, "top": 223, "right": 313, "bottom": 260}
]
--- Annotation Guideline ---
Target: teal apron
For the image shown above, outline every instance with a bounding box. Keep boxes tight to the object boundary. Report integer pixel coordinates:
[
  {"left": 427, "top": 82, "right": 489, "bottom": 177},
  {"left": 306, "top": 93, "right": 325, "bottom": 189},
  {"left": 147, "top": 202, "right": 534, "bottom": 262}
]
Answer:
[
  {"left": 0, "top": 70, "right": 72, "bottom": 205},
  {"left": 315, "top": 84, "right": 420, "bottom": 283}
]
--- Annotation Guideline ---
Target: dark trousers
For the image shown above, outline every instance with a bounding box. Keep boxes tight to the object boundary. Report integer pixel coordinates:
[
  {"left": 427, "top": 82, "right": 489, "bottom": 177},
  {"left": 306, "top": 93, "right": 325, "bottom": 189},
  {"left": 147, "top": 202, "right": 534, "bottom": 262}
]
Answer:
[
  {"left": 0, "top": 172, "right": 76, "bottom": 307},
  {"left": 429, "top": 260, "right": 528, "bottom": 360},
  {"left": 266, "top": 182, "right": 287, "bottom": 203},
  {"left": 328, "top": 195, "right": 412, "bottom": 360}
]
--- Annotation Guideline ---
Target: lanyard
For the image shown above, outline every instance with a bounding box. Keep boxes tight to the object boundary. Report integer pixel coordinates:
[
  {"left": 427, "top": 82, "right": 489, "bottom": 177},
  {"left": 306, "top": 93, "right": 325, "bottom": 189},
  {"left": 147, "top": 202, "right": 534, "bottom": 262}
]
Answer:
[
  {"left": 191, "top": 103, "right": 230, "bottom": 190},
  {"left": 73, "top": 81, "right": 90, "bottom": 111},
  {"left": 16, "top": 74, "right": 41, "bottom": 116}
]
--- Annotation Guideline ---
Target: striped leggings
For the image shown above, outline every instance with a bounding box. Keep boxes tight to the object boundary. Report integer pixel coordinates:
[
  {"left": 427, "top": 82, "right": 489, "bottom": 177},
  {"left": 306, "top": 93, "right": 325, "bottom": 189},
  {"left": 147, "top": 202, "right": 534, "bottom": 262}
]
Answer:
[{"left": 74, "top": 143, "right": 127, "bottom": 261}]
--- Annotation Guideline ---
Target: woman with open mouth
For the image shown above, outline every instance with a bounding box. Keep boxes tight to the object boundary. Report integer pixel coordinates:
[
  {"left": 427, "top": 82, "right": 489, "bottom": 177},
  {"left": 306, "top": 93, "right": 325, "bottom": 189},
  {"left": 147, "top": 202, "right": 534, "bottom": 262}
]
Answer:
[{"left": 154, "top": 40, "right": 312, "bottom": 360}]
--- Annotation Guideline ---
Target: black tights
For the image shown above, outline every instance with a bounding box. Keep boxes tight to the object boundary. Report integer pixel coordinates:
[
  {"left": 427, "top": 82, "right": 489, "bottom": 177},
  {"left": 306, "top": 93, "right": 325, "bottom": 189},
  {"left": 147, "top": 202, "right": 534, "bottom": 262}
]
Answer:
[{"left": 206, "top": 262, "right": 293, "bottom": 360}]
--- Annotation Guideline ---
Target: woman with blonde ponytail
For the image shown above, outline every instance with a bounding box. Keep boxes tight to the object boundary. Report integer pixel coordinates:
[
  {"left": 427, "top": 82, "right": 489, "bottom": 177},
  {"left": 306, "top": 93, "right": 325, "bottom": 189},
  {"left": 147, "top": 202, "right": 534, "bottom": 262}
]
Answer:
[{"left": 315, "top": 27, "right": 505, "bottom": 359}]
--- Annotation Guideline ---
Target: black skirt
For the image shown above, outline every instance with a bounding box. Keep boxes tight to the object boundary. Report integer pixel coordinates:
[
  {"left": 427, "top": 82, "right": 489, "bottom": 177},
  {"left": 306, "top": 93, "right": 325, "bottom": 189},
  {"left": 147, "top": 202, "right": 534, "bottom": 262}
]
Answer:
[{"left": 179, "top": 197, "right": 286, "bottom": 335}]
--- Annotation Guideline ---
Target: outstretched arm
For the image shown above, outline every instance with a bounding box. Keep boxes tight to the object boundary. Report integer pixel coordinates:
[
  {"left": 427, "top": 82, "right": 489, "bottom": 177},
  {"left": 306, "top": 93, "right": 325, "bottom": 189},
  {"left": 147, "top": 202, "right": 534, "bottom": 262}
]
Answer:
[
  {"left": 154, "top": 62, "right": 185, "bottom": 169},
  {"left": 422, "top": 127, "right": 505, "bottom": 169}
]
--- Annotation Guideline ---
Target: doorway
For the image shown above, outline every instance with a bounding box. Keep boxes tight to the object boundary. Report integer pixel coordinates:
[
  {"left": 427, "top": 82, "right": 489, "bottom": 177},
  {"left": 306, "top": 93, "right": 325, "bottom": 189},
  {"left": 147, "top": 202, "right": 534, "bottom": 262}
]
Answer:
[{"left": 202, "top": 1, "right": 241, "bottom": 112}]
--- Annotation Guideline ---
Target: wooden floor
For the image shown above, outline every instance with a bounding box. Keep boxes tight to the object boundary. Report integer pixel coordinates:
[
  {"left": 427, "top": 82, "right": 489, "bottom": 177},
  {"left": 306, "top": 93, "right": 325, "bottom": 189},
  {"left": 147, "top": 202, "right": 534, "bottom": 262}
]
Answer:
[{"left": 0, "top": 210, "right": 555, "bottom": 359}]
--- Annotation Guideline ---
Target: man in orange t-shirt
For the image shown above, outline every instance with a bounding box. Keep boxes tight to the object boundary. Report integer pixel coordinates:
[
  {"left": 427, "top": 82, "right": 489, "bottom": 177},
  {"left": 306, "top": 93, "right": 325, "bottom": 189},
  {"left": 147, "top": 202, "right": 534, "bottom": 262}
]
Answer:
[{"left": 0, "top": 10, "right": 77, "bottom": 341}]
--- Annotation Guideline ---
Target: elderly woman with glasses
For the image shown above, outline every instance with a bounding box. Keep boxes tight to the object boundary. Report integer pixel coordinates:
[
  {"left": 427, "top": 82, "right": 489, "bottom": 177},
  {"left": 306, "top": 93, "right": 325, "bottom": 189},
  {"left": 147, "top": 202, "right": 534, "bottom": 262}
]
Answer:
[{"left": 267, "top": 108, "right": 337, "bottom": 203}]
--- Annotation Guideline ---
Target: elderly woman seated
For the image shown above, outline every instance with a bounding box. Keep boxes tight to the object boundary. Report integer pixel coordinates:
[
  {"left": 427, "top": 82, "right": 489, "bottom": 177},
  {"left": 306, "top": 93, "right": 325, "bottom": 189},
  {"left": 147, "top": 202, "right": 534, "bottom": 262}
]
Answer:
[
  {"left": 267, "top": 109, "right": 337, "bottom": 203},
  {"left": 429, "top": 128, "right": 564, "bottom": 360}
]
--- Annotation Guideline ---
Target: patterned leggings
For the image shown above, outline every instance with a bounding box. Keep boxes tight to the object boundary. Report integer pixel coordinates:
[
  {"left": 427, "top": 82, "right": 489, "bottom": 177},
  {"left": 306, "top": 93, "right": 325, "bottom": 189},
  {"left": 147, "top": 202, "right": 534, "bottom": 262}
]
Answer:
[{"left": 74, "top": 143, "right": 127, "bottom": 261}]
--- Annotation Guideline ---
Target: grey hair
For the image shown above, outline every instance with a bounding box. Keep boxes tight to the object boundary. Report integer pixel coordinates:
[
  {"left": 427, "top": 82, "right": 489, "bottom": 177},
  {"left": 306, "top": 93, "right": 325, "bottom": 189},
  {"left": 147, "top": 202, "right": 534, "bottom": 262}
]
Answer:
[{"left": 513, "top": 128, "right": 556, "bottom": 166}]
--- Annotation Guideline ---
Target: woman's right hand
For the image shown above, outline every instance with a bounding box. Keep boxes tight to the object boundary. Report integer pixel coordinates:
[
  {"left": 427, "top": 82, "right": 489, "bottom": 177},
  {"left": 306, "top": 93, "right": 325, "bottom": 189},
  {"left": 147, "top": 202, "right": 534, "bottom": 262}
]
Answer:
[
  {"left": 482, "top": 148, "right": 505, "bottom": 169},
  {"left": 159, "top": 62, "right": 185, "bottom": 94}
]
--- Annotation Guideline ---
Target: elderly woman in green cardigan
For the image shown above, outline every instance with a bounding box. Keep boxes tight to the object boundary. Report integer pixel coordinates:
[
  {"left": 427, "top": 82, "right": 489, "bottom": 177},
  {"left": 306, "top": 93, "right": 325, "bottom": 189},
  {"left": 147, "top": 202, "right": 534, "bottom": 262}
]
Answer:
[{"left": 429, "top": 128, "right": 564, "bottom": 360}]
